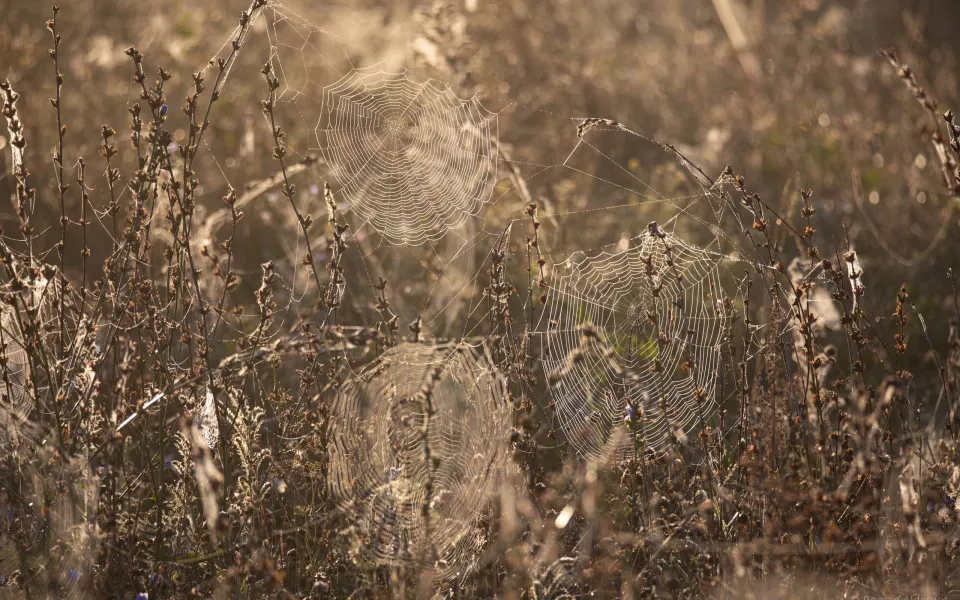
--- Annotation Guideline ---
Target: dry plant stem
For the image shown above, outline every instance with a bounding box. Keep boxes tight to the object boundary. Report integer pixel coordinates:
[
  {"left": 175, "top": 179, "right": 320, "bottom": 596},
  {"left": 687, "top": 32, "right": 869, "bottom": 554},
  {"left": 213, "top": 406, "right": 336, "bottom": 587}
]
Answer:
[
  {"left": 525, "top": 201, "right": 548, "bottom": 324},
  {"left": 48, "top": 5, "right": 68, "bottom": 355},
  {"left": 892, "top": 287, "right": 917, "bottom": 435},
  {"left": 911, "top": 301, "right": 956, "bottom": 440},
  {"left": 83, "top": 97, "right": 163, "bottom": 367},
  {"left": 322, "top": 182, "right": 348, "bottom": 330},
  {"left": 419, "top": 365, "right": 443, "bottom": 569},
  {"left": 881, "top": 49, "right": 960, "bottom": 199},
  {"left": 487, "top": 226, "right": 513, "bottom": 368},
  {"left": 947, "top": 268, "right": 960, "bottom": 354},
  {"left": 794, "top": 189, "right": 831, "bottom": 473},
  {"left": 944, "top": 110, "right": 960, "bottom": 192},
  {"left": 184, "top": 0, "right": 267, "bottom": 180},
  {"left": 249, "top": 261, "right": 277, "bottom": 353},
  {"left": 261, "top": 62, "right": 324, "bottom": 297},
  {"left": 637, "top": 232, "right": 678, "bottom": 446},
  {"left": 122, "top": 0, "right": 268, "bottom": 477},
  {"left": 825, "top": 248, "right": 889, "bottom": 477},
  {"left": 76, "top": 92, "right": 189, "bottom": 520},
  {"left": 949, "top": 339, "right": 960, "bottom": 484},
  {"left": 1, "top": 82, "right": 36, "bottom": 264},
  {"left": 99, "top": 125, "right": 122, "bottom": 241},
  {"left": 732, "top": 276, "right": 753, "bottom": 490},
  {"left": 76, "top": 158, "right": 90, "bottom": 306},
  {"left": 172, "top": 1, "right": 262, "bottom": 384},
  {"left": 208, "top": 188, "right": 241, "bottom": 341},
  {"left": 373, "top": 276, "right": 399, "bottom": 347},
  {"left": 127, "top": 51, "right": 202, "bottom": 373}
]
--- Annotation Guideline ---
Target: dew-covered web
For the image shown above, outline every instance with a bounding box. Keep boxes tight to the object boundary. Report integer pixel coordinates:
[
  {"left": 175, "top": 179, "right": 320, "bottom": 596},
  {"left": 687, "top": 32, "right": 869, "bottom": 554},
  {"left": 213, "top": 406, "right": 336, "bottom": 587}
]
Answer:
[
  {"left": 0, "top": 398, "right": 98, "bottom": 600},
  {"left": 0, "top": 303, "right": 30, "bottom": 446},
  {"left": 315, "top": 66, "right": 496, "bottom": 246},
  {"left": 258, "top": 3, "right": 497, "bottom": 248},
  {"left": 540, "top": 226, "right": 727, "bottom": 462},
  {"left": 328, "top": 341, "right": 513, "bottom": 577}
]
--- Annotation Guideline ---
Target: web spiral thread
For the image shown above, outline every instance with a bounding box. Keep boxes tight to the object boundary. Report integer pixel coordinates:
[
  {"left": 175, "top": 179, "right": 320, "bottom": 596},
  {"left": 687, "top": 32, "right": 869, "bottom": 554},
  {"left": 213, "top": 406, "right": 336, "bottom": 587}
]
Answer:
[
  {"left": 328, "top": 341, "right": 512, "bottom": 577},
  {"left": 541, "top": 227, "right": 726, "bottom": 462}
]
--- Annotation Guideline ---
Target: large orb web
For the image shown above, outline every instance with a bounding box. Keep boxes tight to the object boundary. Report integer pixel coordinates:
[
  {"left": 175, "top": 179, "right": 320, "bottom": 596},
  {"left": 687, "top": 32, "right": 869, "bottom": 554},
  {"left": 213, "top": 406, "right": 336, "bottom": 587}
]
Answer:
[
  {"left": 541, "top": 228, "right": 726, "bottom": 462},
  {"left": 316, "top": 65, "right": 497, "bottom": 246},
  {"left": 328, "top": 341, "right": 512, "bottom": 578}
]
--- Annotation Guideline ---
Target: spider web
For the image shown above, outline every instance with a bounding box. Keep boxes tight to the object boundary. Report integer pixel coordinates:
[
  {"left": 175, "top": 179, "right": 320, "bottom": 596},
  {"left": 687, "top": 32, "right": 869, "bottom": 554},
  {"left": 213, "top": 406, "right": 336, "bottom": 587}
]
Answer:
[
  {"left": 0, "top": 420, "right": 99, "bottom": 599},
  {"left": 315, "top": 65, "right": 496, "bottom": 246},
  {"left": 540, "top": 227, "right": 727, "bottom": 462},
  {"left": 328, "top": 341, "right": 513, "bottom": 578},
  {"left": 260, "top": 4, "right": 497, "bottom": 248},
  {"left": 0, "top": 303, "right": 30, "bottom": 447}
]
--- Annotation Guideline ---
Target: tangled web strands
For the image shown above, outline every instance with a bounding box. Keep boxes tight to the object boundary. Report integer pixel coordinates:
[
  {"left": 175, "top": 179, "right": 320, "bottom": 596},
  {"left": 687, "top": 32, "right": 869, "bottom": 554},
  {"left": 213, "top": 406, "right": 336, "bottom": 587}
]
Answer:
[
  {"left": 260, "top": 4, "right": 498, "bottom": 246},
  {"left": 328, "top": 342, "right": 512, "bottom": 577},
  {"left": 541, "top": 228, "right": 727, "bottom": 462}
]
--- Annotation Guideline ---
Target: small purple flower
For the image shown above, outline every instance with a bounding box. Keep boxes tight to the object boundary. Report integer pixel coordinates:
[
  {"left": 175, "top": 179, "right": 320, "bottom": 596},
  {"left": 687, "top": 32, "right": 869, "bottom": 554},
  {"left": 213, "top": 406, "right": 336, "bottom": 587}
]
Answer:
[
  {"left": 625, "top": 404, "right": 637, "bottom": 422},
  {"left": 927, "top": 501, "right": 935, "bottom": 513},
  {"left": 149, "top": 573, "right": 160, "bottom": 585},
  {"left": 67, "top": 569, "right": 81, "bottom": 584},
  {"left": 136, "top": 593, "right": 149, "bottom": 600},
  {"left": 159, "top": 104, "right": 168, "bottom": 117}
]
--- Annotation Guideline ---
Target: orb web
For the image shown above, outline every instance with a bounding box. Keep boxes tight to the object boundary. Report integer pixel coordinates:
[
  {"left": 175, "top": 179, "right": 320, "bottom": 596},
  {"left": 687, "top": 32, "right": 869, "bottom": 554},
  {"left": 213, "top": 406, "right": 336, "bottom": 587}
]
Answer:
[
  {"left": 541, "top": 227, "right": 726, "bottom": 462},
  {"left": 328, "top": 341, "right": 512, "bottom": 577},
  {"left": 0, "top": 435, "right": 99, "bottom": 599},
  {"left": 0, "top": 304, "right": 30, "bottom": 447},
  {"left": 1, "top": 277, "right": 62, "bottom": 449},
  {"left": 315, "top": 65, "right": 497, "bottom": 245}
]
